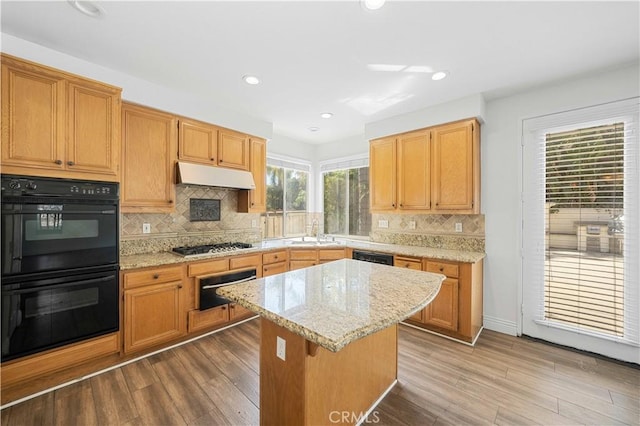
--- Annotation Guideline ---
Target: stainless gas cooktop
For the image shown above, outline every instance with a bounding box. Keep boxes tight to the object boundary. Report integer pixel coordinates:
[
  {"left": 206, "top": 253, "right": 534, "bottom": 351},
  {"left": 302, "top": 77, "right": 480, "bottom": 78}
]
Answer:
[{"left": 172, "top": 242, "right": 253, "bottom": 257}]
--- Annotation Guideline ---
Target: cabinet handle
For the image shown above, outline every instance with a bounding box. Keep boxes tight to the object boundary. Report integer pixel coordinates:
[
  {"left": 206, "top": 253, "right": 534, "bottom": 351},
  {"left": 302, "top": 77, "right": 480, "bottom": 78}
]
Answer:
[
  {"left": 274, "top": 255, "right": 278, "bottom": 259},
  {"left": 153, "top": 274, "right": 159, "bottom": 279},
  {"left": 168, "top": 200, "right": 173, "bottom": 204},
  {"left": 177, "top": 285, "right": 183, "bottom": 289},
  {"left": 219, "top": 159, "right": 223, "bottom": 162},
  {"left": 392, "top": 203, "right": 396, "bottom": 207},
  {"left": 54, "top": 159, "right": 62, "bottom": 165},
  {"left": 211, "top": 158, "right": 215, "bottom": 161},
  {"left": 67, "top": 161, "right": 75, "bottom": 166},
  {"left": 221, "top": 306, "right": 227, "bottom": 310},
  {"left": 439, "top": 267, "right": 444, "bottom": 272},
  {"left": 400, "top": 203, "right": 403, "bottom": 207}
]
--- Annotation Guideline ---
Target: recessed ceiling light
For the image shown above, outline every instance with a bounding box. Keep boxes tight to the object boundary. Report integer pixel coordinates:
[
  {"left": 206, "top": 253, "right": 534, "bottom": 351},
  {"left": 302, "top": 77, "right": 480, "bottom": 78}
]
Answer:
[
  {"left": 320, "top": 112, "right": 333, "bottom": 119},
  {"left": 362, "top": 0, "right": 386, "bottom": 11},
  {"left": 243, "top": 75, "right": 260, "bottom": 85},
  {"left": 309, "top": 127, "right": 320, "bottom": 132},
  {"left": 432, "top": 71, "right": 448, "bottom": 81},
  {"left": 67, "top": 1, "right": 105, "bottom": 18}
]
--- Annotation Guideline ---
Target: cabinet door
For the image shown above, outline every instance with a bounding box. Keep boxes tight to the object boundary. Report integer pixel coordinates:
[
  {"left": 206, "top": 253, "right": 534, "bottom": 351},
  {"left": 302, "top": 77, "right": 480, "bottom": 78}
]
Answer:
[
  {"left": 67, "top": 81, "right": 120, "bottom": 178},
  {"left": 424, "top": 277, "right": 459, "bottom": 331},
  {"left": 408, "top": 310, "right": 423, "bottom": 322},
  {"left": 397, "top": 130, "right": 431, "bottom": 210},
  {"left": 370, "top": 137, "right": 397, "bottom": 211},
  {"left": 218, "top": 128, "right": 249, "bottom": 170},
  {"left": 395, "top": 256, "right": 422, "bottom": 270},
  {"left": 238, "top": 137, "right": 266, "bottom": 213},
  {"left": 124, "top": 280, "right": 186, "bottom": 354},
  {"left": 1, "top": 61, "right": 66, "bottom": 171},
  {"left": 432, "top": 120, "right": 475, "bottom": 212},
  {"left": 229, "top": 303, "right": 253, "bottom": 321},
  {"left": 178, "top": 118, "right": 217, "bottom": 165},
  {"left": 187, "top": 305, "right": 229, "bottom": 333},
  {"left": 121, "top": 103, "right": 177, "bottom": 212}
]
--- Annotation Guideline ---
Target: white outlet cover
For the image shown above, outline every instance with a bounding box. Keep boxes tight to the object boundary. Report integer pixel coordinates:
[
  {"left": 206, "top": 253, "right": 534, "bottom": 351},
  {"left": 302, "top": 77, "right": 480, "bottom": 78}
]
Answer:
[
  {"left": 276, "top": 336, "right": 286, "bottom": 361},
  {"left": 378, "top": 219, "right": 389, "bottom": 229},
  {"left": 455, "top": 223, "right": 463, "bottom": 232},
  {"left": 408, "top": 220, "right": 416, "bottom": 229},
  {"left": 251, "top": 219, "right": 257, "bottom": 228},
  {"left": 142, "top": 223, "right": 151, "bottom": 234}
]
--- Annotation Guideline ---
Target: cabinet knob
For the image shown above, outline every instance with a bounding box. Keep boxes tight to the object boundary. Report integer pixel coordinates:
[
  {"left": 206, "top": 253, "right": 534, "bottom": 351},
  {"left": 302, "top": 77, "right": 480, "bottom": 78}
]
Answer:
[
  {"left": 177, "top": 285, "right": 183, "bottom": 289},
  {"left": 54, "top": 159, "right": 63, "bottom": 165},
  {"left": 153, "top": 274, "right": 159, "bottom": 279},
  {"left": 67, "top": 161, "right": 75, "bottom": 166},
  {"left": 400, "top": 204, "right": 403, "bottom": 207},
  {"left": 219, "top": 159, "right": 223, "bottom": 162},
  {"left": 211, "top": 158, "right": 215, "bottom": 161},
  {"left": 439, "top": 267, "right": 444, "bottom": 272},
  {"left": 392, "top": 203, "right": 396, "bottom": 207},
  {"left": 251, "top": 202, "right": 254, "bottom": 206},
  {"left": 168, "top": 200, "right": 173, "bottom": 204},
  {"left": 274, "top": 255, "right": 278, "bottom": 259},
  {"left": 221, "top": 306, "right": 227, "bottom": 310}
]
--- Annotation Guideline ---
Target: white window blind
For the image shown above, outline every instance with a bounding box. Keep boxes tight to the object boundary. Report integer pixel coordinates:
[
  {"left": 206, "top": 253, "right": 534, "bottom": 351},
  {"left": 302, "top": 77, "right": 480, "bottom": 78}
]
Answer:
[{"left": 522, "top": 98, "right": 639, "bottom": 361}]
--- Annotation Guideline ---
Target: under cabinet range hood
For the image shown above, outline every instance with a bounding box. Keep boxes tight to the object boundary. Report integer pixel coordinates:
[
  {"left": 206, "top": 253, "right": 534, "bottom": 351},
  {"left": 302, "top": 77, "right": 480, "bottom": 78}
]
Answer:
[{"left": 176, "top": 161, "right": 255, "bottom": 190}]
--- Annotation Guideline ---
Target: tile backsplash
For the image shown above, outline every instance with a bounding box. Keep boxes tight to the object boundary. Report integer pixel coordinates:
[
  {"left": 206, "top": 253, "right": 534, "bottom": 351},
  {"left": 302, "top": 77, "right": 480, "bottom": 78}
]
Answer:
[
  {"left": 370, "top": 213, "right": 485, "bottom": 252},
  {"left": 120, "top": 185, "right": 260, "bottom": 254}
]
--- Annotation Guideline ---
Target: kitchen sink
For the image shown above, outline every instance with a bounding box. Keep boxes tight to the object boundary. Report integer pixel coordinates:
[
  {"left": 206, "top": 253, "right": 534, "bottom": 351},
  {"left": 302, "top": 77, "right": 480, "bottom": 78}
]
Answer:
[{"left": 289, "top": 240, "right": 341, "bottom": 245}]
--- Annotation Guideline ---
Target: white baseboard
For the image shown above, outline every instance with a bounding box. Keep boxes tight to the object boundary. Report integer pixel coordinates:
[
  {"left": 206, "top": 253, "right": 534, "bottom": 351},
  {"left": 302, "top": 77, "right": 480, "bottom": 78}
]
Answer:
[{"left": 483, "top": 315, "right": 518, "bottom": 336}]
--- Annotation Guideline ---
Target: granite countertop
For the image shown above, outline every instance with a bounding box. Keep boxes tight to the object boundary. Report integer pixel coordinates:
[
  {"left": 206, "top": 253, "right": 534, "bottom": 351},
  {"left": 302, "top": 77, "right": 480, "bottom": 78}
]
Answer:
[
  {"left": 120, "top": 238, "right": 485, "bottom": 270},
  {"left": 218, "top": 258, "right": 444, "bottom": 352}
]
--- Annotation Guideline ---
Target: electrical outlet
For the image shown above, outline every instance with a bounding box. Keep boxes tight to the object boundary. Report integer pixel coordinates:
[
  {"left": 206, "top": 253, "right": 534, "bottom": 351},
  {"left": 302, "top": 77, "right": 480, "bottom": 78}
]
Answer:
[
  {"left": 276, "top": 336, "right": 286, "bottom": 361},
  {"left": 251, "top": 219, "right": 258, "bottom": 228},
  {"left": 408, "top": 220, "right": 416, "bottom": 230},
  {"left": 142, "top": 223, "right": 151, "bottom": 234},
  {"left": 378, "top": 219, "right": 389, "bottom": 229},
  {"left": 455, "top": 222, "right": 463, "bottom": 233}
]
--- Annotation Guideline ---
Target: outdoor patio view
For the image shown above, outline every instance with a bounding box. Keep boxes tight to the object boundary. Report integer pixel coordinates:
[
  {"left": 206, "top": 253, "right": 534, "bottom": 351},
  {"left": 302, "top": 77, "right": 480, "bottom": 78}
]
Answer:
[{"left": 545, "top": 122, "right": 624, "bottom": 336}]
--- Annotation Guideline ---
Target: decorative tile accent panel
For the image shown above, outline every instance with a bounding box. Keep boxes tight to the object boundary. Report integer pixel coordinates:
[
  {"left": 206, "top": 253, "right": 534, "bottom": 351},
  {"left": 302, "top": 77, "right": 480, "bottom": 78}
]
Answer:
[
  {"left": 121, "top": 185, "right": 260, "bottom": 254},
  {"left": 370, "top": 213, "right": 485, "bottom": 252}
]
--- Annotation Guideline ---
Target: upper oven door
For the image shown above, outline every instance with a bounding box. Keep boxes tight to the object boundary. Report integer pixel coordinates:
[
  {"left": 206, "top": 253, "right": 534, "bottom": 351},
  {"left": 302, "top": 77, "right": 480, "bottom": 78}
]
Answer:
[{"left": 1, "top": 199, "right": 118, "bottom": 276}]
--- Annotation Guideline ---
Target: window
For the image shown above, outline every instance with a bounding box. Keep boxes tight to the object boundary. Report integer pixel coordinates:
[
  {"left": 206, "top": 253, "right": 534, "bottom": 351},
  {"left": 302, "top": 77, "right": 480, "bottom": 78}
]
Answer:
[
  {"left": 322, "top": 158, "right": 371, "bottom": 236},
  {"left": 264, "top": 160, "right": 309, "bottom": 238},
  {"left": 522, "top": 98, "right": 639, "bottom": 362}
]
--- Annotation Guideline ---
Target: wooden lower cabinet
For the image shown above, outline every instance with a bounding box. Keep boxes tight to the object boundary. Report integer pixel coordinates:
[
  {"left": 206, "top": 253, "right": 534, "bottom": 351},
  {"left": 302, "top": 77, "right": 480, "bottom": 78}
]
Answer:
[
  {"left": 188, "top": 305, "right": 229, "bottom": 332},
  {"left": 123, "top": 266, "right": 186, "bottom": 354},
  {"left": 289, "top": 247, "right": 346, "bottom": 270},
  {"left": 229, "top": 302, "right": 253, "bottom": 321},
  {"left": 404, "top": 258, "right": 483, "bottom": 344},
  {"left": 263, "top": 249, "right": 288, "bottom": 276}
]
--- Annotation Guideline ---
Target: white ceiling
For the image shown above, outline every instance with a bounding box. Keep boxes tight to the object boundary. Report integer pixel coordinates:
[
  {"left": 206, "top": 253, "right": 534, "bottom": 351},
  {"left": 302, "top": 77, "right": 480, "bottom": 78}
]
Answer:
[{"left": 1, "top": 1, "right": 638, "bottom": 144}]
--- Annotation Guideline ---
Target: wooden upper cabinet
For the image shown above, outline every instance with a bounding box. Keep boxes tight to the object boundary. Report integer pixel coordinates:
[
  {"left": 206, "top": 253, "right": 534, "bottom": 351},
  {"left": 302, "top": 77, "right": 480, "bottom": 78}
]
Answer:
[
  {"left": 238, "top": 137, "right": 266, "bottom": 213},
  {"left": 178, "top": 119, "right": 250, "bottom": 171},
  {"left": 1, "top": 54, "right": 121, "bottom": 181},
  {"left": 432, "top": 119, "right": 477, "bottom": 212},
  {"left": 218, "top": 128, "right": 250, "bottom": 170},
  {"left": 121, "top": 102, "right": 176, "bottom": 212},
  {"left": 178, "top": 118, "right": 217, "bottom": 165},
  {"left": 398, "top": 130, "right": 431, "bottom": 210},
  {"left": 66, "top": 80, "right": 120, "bottom": 176},
  {"left": 369, "top": 118, "right": 480, "bottom": 214},
  {"left": 370, "top": 137, "right": 397, "bottom": 210}
]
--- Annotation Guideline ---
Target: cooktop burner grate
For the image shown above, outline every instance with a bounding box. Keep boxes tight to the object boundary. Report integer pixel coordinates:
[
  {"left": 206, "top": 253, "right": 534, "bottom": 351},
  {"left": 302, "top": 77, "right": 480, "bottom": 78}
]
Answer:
[{"left": 172, "top": 242, "right": 253, "bottom": 256}]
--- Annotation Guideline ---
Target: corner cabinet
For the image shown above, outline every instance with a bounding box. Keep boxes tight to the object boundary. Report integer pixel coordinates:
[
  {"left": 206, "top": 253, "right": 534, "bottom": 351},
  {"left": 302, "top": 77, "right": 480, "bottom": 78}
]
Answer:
[
  {"left": 1, "top": 54, "right": 121, "bottom": 181},
  {"left": 121, "top": 102, "right": 177, "bottom": 213},
  {"left": 238, "top": 137, "right": 267, "bottom": 213},
  {"left": 370, "top": 118, "right": 480, "bottom": 214},
  {"left": 122, "top": 265, "right": 187, "bottom": 354}
]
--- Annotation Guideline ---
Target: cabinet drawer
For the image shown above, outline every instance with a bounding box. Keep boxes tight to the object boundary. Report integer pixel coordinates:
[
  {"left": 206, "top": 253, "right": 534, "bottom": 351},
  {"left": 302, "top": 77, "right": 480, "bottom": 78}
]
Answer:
[
  {"left": 289, "top": 260, "right": 316, "bottom": 271},
  {"left": 318, "top": 248, "right": 345, "bottom": 260},
  {"left": 188, "top": 305, "right": 229, "bottom": 333},
  {"left": 124, "top": 266, "right": 183, "bottom": 289},
  {"left": 289, "top": 249, "right": 317, "bottom": 261},
  {"left": 263, "top": 250, "right": 287, "bottom": 265},
  {"left": 229, "top": 303, "right": 253, "bottom": 321},
  {"left": 395, "top": 256, "right": 422, "bottom": 270},
  {"left": 425, "top": 260, "right": 459, "bottom": 278},
  {"left": 229, "top": 253, "right": 261, "bottom": 270},
  {"left": 263, "top": 260, "right": 287, "bottom": 277},
  {"left": 188, "top": 259, "right": 229, "bottom": 277}
]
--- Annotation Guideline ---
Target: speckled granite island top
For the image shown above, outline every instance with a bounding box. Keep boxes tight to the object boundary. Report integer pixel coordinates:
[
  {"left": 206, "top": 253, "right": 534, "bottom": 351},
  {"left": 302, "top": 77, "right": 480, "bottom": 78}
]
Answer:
[{"left": 218, "top": 258, "right": 444, "bottom": 353}]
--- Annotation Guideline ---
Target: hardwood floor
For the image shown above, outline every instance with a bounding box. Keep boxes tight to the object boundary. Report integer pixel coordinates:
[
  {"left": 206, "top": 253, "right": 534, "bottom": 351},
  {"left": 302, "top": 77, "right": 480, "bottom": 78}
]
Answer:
[{"left": 1, "top": 319, "right": 638, "bottom": 425}]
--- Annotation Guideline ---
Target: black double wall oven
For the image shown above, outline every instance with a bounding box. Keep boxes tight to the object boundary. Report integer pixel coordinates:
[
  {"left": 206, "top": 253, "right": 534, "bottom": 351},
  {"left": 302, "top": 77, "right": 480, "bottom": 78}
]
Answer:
[{"left": 1, "top": 175, "right": 120, "bottom": 362}]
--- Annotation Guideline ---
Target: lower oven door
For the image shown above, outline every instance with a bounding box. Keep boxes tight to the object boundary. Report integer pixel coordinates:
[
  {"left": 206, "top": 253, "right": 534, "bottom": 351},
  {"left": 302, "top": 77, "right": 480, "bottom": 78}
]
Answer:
[
  {"left": 198, "top": 269, "right": 257, "bottom": 310},
  {"left": 1, "top": 267, "right": 119, "bottom": 362}
]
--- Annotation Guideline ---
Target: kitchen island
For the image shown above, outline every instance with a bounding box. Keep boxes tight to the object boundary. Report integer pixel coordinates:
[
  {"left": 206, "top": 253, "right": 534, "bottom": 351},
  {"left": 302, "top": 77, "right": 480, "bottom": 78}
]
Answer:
[{"left": 218, "top": 258, "right": 444, "bottom": 426}]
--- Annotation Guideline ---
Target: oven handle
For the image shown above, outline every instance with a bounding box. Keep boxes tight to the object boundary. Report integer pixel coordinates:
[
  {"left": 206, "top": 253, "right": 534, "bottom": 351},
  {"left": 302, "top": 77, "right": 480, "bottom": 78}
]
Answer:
[
  {"left": 2, "top": 210, "right": 116, "bottom": 215},
  {"left": 201, "top": 275, "right": 256, "bottom": 290},
  {"left": 2, "top": 275, "right": 113, "bottom": 295}
]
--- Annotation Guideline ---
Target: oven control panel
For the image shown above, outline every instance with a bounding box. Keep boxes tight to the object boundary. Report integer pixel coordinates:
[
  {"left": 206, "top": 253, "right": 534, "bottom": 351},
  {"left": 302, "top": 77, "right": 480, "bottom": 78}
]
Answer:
[{"left": 1, "top": 175, "right": 119, "bottom": 200}]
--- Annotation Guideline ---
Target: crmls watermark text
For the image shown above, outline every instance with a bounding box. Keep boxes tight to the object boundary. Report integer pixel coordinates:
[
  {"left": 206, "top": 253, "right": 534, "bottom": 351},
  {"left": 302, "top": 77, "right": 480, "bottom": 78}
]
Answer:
[{"left": 329, "top": 410, "right": 380, "bottom": 424}]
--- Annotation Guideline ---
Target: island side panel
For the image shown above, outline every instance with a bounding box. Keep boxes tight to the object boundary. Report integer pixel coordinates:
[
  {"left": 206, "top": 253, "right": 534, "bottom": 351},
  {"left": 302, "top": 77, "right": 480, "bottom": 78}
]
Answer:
[
  {"left": 305, "top": 324, "right": 398, "bottom": 425},
  {"left": 260, "top": 318, "right": 307, "bottom": 426}
]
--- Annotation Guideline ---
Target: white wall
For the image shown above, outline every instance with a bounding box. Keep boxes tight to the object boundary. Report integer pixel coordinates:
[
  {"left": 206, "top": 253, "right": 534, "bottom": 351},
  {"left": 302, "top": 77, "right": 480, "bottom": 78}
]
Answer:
[
  {"left": 482, "top": 62, "right": 640, "bottom": 335},
  {"left": 1, "top": 33, "right": 273, "bottom": 139}
]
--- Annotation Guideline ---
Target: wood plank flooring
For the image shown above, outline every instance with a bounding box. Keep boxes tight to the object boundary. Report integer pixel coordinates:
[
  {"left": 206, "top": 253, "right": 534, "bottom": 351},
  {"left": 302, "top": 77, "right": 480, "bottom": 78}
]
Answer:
[{"left": 1, "top": 319, "right": 638, "bottom": 425}]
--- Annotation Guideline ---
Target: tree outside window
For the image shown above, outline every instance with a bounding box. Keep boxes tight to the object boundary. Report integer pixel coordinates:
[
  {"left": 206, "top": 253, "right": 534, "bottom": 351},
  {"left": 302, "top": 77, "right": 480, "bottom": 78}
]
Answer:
[
  {"left": 264, "top": 165, "right": 308, "bottom": 238},
  {"left": 323, "top": 167, "right": 370, "bottom": 236}
]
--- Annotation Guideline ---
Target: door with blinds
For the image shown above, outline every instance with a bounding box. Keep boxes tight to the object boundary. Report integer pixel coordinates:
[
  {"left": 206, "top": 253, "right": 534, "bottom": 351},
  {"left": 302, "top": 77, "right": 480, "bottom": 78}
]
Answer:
[{"left": 521, "top": 99, "right": 639, "bottom": 363}]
